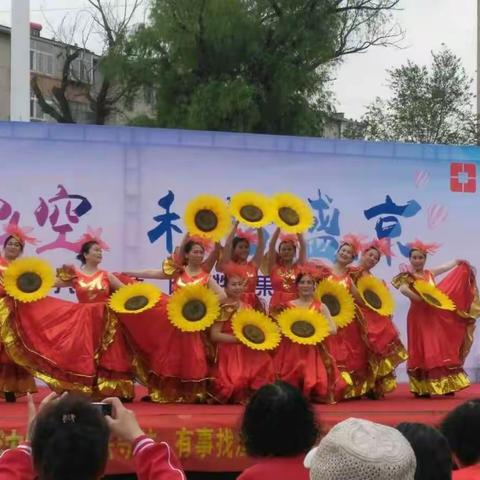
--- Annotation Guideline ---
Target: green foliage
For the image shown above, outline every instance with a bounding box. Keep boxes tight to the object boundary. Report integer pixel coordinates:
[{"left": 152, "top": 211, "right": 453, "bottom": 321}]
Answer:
[
  {"left": 350, "top": 46, "right": 477, "bottom": 145},
  {"left": 113, "top": 0, "right": 402, "bottom": 134}
]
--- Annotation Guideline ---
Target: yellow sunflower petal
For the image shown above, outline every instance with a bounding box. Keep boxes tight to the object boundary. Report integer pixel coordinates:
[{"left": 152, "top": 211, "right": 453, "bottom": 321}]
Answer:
[
  {"left": 167, "top": 284, "right": 220, "bottom": 332},
  {"left": 109, "top": 282, "right": 162, "bottom": 314},
  {"left": 232, "top": 309, "right": 281, "bottom": 350},
  {"left": 184, "top": 194, "right": 231, "bottom": 241},
  {"left": 413, "top": 280, "right": 456, "bottom": 311},
  {"left": 230, "top": 191, "right": 273, "bottom": 228},
  {"left": 272, "top": 192, "right": 314, "bottom": 233},
  {"left": 357, "top": 275, "right": 395, "bottom": 316},
  {"left": 277, "top": 307, "right": 330, "bottom": 345},
  {"left": 314, "top": 279, "right": 355, "bottom": 328},
  {"left": 3, "top": 257, "right": 55, "bottom": 303}
]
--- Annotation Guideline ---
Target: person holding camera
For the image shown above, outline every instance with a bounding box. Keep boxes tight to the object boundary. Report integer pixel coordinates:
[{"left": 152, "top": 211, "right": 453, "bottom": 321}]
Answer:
[{"left": 0, "top": 393, "right": 185, "bottom": 480}]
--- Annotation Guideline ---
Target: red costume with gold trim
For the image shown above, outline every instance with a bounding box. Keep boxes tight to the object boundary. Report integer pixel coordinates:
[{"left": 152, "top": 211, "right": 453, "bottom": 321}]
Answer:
[
  {"left": 272, "top": 299, "right": 346, "bottom": 403},
  {"left": 392, "top": 262, "right": 478, "bottom": 396},
  {"left": 210, "top": 302, "right": 275, "bottom": 404},
  {"left": 269, "top": 262, "right": 299, "bottom": 312}
]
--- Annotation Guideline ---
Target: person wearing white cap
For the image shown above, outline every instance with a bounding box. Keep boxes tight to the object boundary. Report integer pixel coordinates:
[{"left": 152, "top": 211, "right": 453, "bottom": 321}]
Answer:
[{"left": 304, "top": 417, "right": 416, "bottom": 480}]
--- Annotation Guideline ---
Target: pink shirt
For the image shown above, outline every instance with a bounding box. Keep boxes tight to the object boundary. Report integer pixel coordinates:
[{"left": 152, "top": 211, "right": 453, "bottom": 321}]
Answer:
[{"left": 238, "top": 455, "right": 309, "bottom": 480}]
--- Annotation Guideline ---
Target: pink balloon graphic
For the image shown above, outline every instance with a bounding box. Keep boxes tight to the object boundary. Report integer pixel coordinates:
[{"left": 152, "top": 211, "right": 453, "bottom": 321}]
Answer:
[
  {"left": 414, "top": 170, "right": 430, "bottom": 188},
  {"left": 427, "top": 204, "right": 448, "bottom": 230}
]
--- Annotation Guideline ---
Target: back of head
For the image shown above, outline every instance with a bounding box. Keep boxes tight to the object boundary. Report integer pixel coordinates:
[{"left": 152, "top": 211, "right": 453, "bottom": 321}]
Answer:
[
  {"left": 397, "top": 422, "right": 451, "bottom": 480},
  {"left": 241, "top": 381, "right": 318, "bottom": 458},
  {"left": 305, "top": 418, "right": 416, "bottom": 480},
  {"left": 440, "top": 399, "right": 480, "bottom": 468},
  {"left": 32, "top": 395, "right": 110, "bottom": 480}
]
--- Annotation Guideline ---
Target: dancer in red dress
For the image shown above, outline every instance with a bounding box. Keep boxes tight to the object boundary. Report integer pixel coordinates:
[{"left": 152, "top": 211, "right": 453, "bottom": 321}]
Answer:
[
  {"left": 265, "top": 228, "right": 306, "bottom": 314},
  {"left": 322, "top": 235, "right": 374, "bottom": 399},
  {"left": 56, "top": 230, "right": 135, "bottom": 399},
  {"left": 0, "top": 225, "right": 37, "bottom": 402},
  {"left": 352, "top": 239, "right": 407, "bottom": 397},
  {"left": 218, "top": 221, "right": 265, "bottom": 310},
  {"left": 272, "top": 267, "right": 346, "bottom": 403},
  {"left": 123, "top": 234, "right": 222, "bottom": 402},
  {"left": 392, "top": 239, "right": 478, "bottom": 397},
  {"left": 210, "top": 264, "right": 275, "bottom": 403}
]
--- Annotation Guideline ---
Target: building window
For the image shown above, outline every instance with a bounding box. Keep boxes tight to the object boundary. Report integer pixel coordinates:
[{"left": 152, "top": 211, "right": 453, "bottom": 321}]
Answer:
[
  {"left": 30, "top": 95, "right": 53, "bottom": 121},
  {"left": 70, "top": 54, "right": 93, "bottom": 84},
  {"left": 30, "top": 50, "right": 54, "bottom": 76}
]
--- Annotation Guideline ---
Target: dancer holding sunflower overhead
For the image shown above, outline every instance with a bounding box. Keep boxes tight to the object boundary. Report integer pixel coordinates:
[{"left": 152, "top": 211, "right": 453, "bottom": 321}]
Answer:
[
  {"left": 351, "top": 239, "right": 407, "bottom": 398},
  {"left": 122, "top": 234, "right": 223, "bottom": 402},
  {"left": 392, "top": 240, "right": 479, "bottom": 397},
  {"left": 56, "top": 229, "right": 135, "bottom": 400},
  {"left": 0, "top": 225, "right": 37, "bottom": 402},
  {"left": 218, "top": 222, "right": 265, "bottom": 310},
  {"left": 317, "top": 234, "right": 374, "bottom": 399},
  {"left": 273, "top": 267, "right": 347, "bottom": 403},
  {"left": 265, "top": 228, "right": 306, "bottom": 314},
  {"left": 209, "top": 263, "right": 277, "bottom": 404}
]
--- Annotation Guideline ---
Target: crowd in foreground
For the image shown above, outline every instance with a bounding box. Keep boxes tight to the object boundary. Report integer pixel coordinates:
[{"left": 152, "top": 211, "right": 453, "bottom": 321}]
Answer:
[{"left": 0, "top": 381, "right": 480, "bottom": 480}]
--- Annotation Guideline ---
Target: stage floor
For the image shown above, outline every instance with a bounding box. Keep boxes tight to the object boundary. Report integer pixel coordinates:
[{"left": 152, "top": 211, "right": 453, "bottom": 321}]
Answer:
[{"left": 1, "top": 383, "right": 478, "bottom": 474}]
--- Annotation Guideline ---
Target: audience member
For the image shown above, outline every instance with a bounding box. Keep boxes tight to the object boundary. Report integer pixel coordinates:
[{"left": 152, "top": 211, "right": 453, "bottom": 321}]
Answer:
[{"left": 238, "top": 381, "right": 318, "bottom": 479}]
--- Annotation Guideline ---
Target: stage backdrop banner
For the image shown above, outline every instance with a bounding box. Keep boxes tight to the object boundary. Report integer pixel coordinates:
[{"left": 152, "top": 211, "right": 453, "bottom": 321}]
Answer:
[{"left": 0, "top": 121, "right": 480, "bottom": 384}]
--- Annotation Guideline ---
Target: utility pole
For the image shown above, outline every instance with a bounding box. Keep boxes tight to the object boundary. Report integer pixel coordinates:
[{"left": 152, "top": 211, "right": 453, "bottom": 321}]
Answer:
[{"left": 10, "top": 0, "right": 30, "bottom": 121}]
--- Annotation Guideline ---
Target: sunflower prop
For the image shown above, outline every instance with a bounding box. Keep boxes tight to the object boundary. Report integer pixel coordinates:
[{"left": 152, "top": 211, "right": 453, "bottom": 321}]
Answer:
[
  {"left": 314, "top": 279, "right": 355, "bottom": 328},
  {"left": 230, "top": 191, "right": 273, "bottom": 228},
  {"left": 167, "top": 284, "right": 220, "bottom": 332},
  {"left": 109, "top": 282, "right": 161, "bottom": 314},
  {"left": 357, "top": 275, "right": 395, "bottom": 316},
  {"left": 232, "top": 309, "right": 281, "bottom": 350},
  {"left": 3, "top": 257, "right": 55, "bottom": 303},
  {"left": 413, "top": 280, "right": 456, "bottom": 311},
  {"left": 184, "top": 195, "right": 230, "bottom": 241},
  {"left": 277, "top": 307, "right": 330, "bottom": 345},
  {"left": 272, "top": 193, "right": 314, "bottom": 233}
]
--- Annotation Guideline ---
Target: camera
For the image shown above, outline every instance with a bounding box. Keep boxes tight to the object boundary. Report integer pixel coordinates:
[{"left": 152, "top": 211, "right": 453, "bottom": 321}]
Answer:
[{"left": 91, "top": 402, "right": 112, "bottom": 416}]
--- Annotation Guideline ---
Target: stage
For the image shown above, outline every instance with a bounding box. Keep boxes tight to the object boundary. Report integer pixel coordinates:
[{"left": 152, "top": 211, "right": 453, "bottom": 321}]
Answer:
[{"left": 0, "top": 384, "right": 478, "bottom": 474}]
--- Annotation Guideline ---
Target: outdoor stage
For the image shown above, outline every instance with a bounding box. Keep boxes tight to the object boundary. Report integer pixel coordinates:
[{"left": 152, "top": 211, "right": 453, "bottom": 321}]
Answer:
[{"left": 1, "top": 384, "right": 478, "bottom": 474}]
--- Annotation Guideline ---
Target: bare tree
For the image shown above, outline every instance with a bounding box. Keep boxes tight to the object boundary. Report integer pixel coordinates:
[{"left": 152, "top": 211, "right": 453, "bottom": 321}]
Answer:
[{"left": 32, "top": 0, "right": 145, "bottom": 124}]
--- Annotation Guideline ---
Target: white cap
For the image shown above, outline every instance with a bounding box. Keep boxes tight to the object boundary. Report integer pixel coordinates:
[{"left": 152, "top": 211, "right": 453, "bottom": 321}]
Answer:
[{"left": 305, "top": 418, "right": 416, "bottom": 480}]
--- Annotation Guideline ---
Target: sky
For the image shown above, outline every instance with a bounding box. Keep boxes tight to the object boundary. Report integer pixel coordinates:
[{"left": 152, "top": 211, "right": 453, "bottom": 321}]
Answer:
[{"left": 0, "top": 0, "right": 477, "bottom": 120}]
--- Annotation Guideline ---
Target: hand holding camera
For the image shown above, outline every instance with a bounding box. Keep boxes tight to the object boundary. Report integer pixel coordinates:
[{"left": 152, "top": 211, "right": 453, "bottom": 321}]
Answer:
[{"left": 102, "top": 397, "right": 145, "bottom": 443}]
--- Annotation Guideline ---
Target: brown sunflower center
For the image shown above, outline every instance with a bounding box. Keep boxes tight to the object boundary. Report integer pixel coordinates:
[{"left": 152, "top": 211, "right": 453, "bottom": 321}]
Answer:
[
  {"left": 240, "top": 205, "right": 263, "bottom": 223},
  {"left": 194, "top": 209, "right": 218, "bottom": 232},
  {"left": 321, "top": 294, "right": 341, "bottom": 316},
  {"left": 242, "top": 324, "right": 265, "bottom": 344},
  {"left": 422, "top": 293, "right": 442, "bottom": 307},
  {"left": 124, "top": 295, "right": 149, "bottom": 311},
  {"left": 278, "top": 207, "right": 300, "bottom": 226},
  {"left": 16, "top": 272, "right": 42, "bottom": 293},
  {"left": 291, "top": 320, "right": 315, "bottom": 338},
  {"left": 182, "top": 299, "right": 207, "bottom": 321},
  {"left": 363, "top": 289, "right": 382, "bottom": 310}
]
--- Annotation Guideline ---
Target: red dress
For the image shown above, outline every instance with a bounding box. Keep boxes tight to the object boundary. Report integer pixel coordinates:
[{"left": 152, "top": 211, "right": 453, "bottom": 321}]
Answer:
[
  {"left": 351, "top": 268, "right": 407, "bottom": 396},
  {"left": 272, "top": 300, "right": 346, "bottom": 403},
  {"left": 211, "top": 302, "right": 275, "bottom": 403},
  {"left": 0, "top": 257, "right": 36, "bottom": 397},
  {"left": 269, "top": 262, "right": 299, "bottom": 313},
  {"left": 71, "top": 269, "right": 135, "bottom": 399},
  {"left": 323, "top": 270, "right": 373, "bottom": 399},
  {"left": 238, "top": 455, "right": 309, "bottom": 480},
  {"left": 392, "top": 263, "right": 478, "bottom": 395}
]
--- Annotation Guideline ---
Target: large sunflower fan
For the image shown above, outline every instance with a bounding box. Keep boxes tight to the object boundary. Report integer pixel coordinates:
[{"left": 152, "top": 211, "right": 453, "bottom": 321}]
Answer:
[
  {"left": 109, "top": 282, "right": 162, "bottom": 314},
  {"left": 272, "top": 193, "right": 314, "bottom": 233},
  {"left": 413, "top": 280, "right": 456, "bottom": 311},
  {"left": 167, "top": 284, "right": 220, "bottom": 332},
  {"left": 314, "top": 279, "right": 355, "bottom": 328},
  {"left": 232, "top": 309, "right": 281, "bottom": 350},
  {"left": 184, "top": 194, "right": 230, "bottom": 241},
  {"left": 230, "top": 191, "right": 273, "bottom": 228},
  {"left": 357, "top": 275, "right": 395, "bottom": 316},
  {"left": 277, "top": 307, "right": 330, "bottom": 345},
  {"left": 3, "top": 257, "right": 55, "bottom": 303}
]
